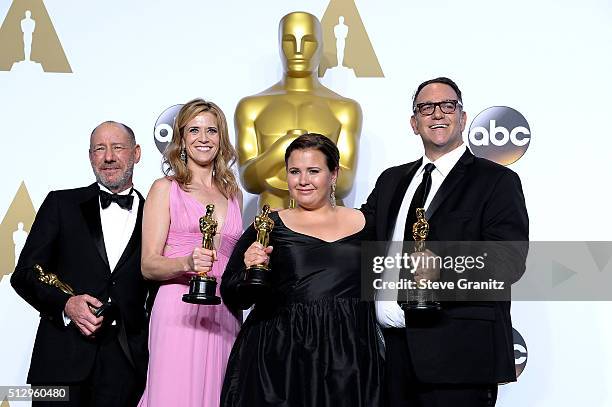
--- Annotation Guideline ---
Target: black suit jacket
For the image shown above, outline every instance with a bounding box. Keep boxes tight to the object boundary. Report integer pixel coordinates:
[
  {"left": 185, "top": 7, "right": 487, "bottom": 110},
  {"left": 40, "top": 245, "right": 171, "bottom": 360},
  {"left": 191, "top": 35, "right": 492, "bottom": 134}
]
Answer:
[
  {"left": 11, "top": 183, "right": 154, "bottom": 384},
  {"left": 361, "top": 149, "right": 529, "bottom": 384}
]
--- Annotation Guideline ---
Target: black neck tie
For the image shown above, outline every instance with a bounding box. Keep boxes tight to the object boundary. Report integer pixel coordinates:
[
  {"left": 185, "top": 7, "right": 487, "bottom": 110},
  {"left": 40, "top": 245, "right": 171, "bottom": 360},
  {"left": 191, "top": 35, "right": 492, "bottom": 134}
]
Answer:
[
  {"left": 99, "top": 189, "right": 134, "bottom": 210},
  {"left": 404, "top": 163, "right": 436, "bottom": 242}
]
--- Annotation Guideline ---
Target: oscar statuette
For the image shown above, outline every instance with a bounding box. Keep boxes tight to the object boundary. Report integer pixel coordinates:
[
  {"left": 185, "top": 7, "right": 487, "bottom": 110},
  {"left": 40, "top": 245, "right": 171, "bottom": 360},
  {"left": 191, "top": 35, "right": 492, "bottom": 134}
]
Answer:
[
  {"left": 401, "top": 208, "right": 441, "bottom": 312},
  {"left": 182, "top": 204, "right": 221, "bottom": 305},
  {"left": 238, "top": 205, "right": 275, "bottom": 297},
  {"left": 235, "top": 12, "right": 362, "bottom": 210},
  {"left": 34, "top": 264, "right": 112, "bottom": 317}
]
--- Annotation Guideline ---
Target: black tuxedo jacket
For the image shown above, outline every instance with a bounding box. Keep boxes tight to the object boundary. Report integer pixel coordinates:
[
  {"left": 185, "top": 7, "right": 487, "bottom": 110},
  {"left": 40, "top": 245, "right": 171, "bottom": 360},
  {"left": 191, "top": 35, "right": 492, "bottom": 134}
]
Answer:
[
  {"left": 361, "top": 149, "right": 529, "bottom": 384},
  {"left": 11, "top": 183, "right": 154, "bottom": 384}
]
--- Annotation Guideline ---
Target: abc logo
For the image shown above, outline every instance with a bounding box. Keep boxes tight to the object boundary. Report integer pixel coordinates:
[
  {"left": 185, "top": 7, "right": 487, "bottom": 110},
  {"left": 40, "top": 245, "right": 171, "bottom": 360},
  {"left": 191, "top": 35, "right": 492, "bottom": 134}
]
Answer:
[
  {"left": 512, "top": 328, "right": 528, "bottom": 378},
  {"left": 153, "top": 104, "right": 183, "bottom": 154},
  {"left": 468, "top": 106, "right": 531, "bottom": 165}
]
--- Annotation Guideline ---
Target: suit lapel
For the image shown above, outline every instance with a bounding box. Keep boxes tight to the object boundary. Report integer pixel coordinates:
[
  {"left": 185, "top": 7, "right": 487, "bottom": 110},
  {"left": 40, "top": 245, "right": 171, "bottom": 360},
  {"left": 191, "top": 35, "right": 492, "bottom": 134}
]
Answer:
[
  {"left": 425, "top": 149, "right": 474, "bottom": 220},
  {"left": 112, "top": 189, "right": 144, "bottom": 274},
  {"left": 80, "top": 183, "right": 110, "bottom": 269},
  {"left": 385, "top": 159, "right": 422, "bottom": 241}
]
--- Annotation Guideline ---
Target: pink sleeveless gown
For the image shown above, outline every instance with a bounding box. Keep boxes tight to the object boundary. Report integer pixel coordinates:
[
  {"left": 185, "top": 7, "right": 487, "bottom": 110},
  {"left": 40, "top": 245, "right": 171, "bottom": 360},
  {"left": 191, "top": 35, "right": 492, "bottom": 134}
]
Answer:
[{"left": 138, "top": 180, "right": 241, "bottom": 407}]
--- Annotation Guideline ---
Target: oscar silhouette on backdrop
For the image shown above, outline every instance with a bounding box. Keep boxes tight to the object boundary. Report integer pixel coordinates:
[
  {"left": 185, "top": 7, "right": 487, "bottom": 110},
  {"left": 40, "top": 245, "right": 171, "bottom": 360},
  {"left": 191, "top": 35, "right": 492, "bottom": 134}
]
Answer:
[
  {"left": 21, "top": 10, "right": 35, "bottom": 62},
  {"left": 334, "top": 16, "right": 348, "bottom": 67},
  {"left": 10, "top": 9, "right": 43, "bottom": 72},
  {"left": 13, "top": 222, "right": 28, "bottom": 267}
]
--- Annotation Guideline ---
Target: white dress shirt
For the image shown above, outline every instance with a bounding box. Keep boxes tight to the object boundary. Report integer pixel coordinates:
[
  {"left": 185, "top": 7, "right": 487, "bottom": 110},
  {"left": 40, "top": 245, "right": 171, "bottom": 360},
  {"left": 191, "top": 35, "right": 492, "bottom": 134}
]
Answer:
[
  {"left": 376, "top": 144, "right": 467, "bottom": 328},
  {"left": 98, "top": 184, "right": 140, "bottom": 272},
  {"left": 63, "top": 184, "right": 140, "bottom": 325}
]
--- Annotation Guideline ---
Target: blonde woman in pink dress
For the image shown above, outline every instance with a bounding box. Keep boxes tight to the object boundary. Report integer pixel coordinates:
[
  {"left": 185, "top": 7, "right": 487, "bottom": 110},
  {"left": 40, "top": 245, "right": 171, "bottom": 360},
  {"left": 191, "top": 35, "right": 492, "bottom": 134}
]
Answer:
[{"left": 139, "top": 99, "right": 242, "bottom": 407}]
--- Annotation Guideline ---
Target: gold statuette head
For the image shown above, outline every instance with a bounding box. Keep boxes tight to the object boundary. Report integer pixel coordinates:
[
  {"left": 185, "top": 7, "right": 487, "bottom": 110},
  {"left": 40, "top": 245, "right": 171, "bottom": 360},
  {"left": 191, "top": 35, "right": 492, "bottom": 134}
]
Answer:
[{"left": 279, "top": 12, "right": 322, "bottom": 75}]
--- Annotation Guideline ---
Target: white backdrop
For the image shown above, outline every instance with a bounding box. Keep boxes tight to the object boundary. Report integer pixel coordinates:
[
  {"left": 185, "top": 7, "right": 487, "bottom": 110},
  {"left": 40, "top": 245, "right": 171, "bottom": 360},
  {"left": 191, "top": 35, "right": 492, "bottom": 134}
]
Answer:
[{"left": 1, "top": 0, "right": 612, "bottom": 405}]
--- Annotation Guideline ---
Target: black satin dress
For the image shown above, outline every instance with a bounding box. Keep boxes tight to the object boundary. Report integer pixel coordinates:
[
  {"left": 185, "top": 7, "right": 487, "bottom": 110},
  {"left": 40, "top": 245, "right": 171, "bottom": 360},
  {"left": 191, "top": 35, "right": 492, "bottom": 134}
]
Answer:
[{"left": 220, "top": 211, "right": 382, "bottom": 407}]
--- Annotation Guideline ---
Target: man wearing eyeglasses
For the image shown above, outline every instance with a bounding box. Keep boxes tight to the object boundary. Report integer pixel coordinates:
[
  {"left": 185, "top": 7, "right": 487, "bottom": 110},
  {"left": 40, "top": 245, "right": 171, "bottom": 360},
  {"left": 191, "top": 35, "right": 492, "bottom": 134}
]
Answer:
[{"left": 361, "top": 77, "right": 529, "bottom": 406}]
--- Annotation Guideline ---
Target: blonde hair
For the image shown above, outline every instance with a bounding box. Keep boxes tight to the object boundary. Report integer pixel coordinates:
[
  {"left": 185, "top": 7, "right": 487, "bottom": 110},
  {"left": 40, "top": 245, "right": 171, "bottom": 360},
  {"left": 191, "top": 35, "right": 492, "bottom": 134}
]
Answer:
[{"left": 163, "top": 98, "right": 239, "bottom": 198}]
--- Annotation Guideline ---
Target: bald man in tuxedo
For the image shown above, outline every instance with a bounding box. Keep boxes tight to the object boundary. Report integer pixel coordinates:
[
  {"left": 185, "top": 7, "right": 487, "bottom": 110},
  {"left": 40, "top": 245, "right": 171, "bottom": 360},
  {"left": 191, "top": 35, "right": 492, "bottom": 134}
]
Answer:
[{"left": 12, "top": 121, "right": 155, "bottom": 406}]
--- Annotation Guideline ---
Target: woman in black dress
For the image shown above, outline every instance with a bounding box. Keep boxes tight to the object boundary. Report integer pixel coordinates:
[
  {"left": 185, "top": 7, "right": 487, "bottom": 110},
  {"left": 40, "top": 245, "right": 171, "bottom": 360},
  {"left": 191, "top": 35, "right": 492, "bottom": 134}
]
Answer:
[{"left": 220, "top": 133, "right": 382, "bottom": 407}]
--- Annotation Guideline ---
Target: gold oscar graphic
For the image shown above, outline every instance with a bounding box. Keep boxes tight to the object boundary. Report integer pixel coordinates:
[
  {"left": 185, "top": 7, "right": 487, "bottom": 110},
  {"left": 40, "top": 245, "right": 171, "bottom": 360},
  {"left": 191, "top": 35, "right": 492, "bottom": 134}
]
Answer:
[
  {"left": 0, "top": 0, "right": 72, "bottom": 73},
  {"left": 1, "top": 396, "right": 10, "bottom": 407},
  {"left": 0, "top": 182, "right": 36, "bottom": 282},
  {"left": 319, "top": 0, "right": 384, "bottom": 78}
]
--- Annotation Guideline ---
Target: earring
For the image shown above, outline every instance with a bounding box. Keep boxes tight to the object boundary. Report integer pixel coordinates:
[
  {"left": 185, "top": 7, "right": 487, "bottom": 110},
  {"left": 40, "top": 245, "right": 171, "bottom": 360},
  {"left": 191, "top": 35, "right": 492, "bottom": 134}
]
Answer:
[
  {"left": 330, "top": 181, "right": 337, "bottom": 208},
  {"left": 180, "top": 147, "right": 187, "bottom": 164}
]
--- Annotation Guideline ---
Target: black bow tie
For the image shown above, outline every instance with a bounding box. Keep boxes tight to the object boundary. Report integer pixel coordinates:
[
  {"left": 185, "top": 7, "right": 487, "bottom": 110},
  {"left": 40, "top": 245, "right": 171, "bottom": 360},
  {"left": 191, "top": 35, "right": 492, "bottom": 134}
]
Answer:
[{"left": 99, "top": 189, "right": 134, "bottom": 210}]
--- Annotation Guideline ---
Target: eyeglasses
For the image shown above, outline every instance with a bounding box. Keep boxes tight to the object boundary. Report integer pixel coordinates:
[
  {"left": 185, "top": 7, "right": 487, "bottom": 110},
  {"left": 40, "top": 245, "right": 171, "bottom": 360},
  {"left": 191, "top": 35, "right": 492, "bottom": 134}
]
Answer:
[{"left": 414, "top": 100, "right": 462, "bottom": 116}]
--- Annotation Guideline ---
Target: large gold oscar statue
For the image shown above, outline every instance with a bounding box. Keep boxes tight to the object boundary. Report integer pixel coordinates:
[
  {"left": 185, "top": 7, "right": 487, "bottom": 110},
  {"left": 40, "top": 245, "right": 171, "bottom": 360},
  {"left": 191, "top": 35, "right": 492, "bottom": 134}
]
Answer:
[{"left": 235, "top": 11, "right": 362, "bottom": 209}]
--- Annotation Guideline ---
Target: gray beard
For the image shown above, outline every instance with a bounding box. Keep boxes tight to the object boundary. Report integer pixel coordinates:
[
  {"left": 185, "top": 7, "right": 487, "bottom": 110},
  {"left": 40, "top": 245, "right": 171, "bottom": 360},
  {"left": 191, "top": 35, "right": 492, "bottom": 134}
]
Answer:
[{"left": 94, "top": 159, "right": 135, "bottom": 192}]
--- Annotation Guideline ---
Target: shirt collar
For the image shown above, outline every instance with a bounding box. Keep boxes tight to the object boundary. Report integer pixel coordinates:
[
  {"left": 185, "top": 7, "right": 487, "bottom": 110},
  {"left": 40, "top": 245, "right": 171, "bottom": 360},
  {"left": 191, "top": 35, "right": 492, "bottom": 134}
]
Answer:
[
  {"left": 419, "top": 143, "right": 467, "bottom": 177},
  {"left": 98, "top": 183, "right": 133, "bottom": 196}
]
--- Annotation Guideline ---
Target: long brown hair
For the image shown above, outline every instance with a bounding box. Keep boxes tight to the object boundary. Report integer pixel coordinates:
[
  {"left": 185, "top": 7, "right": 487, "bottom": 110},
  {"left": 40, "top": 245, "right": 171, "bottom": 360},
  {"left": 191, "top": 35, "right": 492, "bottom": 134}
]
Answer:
[{"left": 163, "top": 98, "right": 239, "bottom": 198}]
